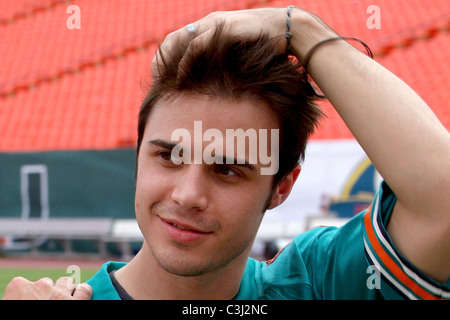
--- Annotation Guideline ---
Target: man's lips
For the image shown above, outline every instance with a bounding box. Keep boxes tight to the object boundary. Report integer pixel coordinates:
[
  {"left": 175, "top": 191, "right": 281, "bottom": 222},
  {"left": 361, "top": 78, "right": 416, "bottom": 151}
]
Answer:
[
  {"left": 161, "top": 218, "right": 212, "bottom": 234},
  {"left": 160, "top": 217, "right": 213, "bottom": 244}
]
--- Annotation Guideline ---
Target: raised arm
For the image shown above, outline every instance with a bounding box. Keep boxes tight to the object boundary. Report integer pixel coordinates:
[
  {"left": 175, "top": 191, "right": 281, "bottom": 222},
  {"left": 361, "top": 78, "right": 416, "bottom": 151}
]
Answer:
[{"left": 288, "top": 8, "right": 450, "bottom": 282}]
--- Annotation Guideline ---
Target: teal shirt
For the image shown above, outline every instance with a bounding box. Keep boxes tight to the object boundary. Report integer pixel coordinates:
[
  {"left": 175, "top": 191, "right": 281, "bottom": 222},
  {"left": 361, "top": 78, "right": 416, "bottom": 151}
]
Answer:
[
  {"left": 87, "top": 182, "right": 449, "bottom": 300},
  {"left": 87, "top": 261, "right": 127, "bottom": 300}
]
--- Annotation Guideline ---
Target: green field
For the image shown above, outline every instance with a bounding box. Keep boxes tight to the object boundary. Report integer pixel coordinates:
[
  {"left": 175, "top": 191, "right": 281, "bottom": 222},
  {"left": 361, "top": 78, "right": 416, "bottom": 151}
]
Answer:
[{"left": 0, "top": 267, "right": 98, "bottom": 299}]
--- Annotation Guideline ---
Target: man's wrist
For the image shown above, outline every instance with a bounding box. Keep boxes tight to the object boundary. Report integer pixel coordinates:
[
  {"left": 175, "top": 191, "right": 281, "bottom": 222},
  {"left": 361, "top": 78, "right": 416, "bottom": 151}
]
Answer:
[{"left": 288, "top": 7, "right": 339, "bottom": 64}]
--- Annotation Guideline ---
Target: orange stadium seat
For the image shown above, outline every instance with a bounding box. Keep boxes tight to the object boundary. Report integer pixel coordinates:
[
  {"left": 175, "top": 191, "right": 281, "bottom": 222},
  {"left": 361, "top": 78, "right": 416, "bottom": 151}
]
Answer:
[{"left": 0, "top": 0, "right": 449, "bottom": 151}]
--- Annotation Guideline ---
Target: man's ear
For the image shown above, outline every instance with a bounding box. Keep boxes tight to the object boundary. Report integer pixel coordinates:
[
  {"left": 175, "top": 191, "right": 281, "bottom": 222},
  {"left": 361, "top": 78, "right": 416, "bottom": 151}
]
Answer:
[{"left": 267, "top": 164, "right": 301, "bottom": 210}]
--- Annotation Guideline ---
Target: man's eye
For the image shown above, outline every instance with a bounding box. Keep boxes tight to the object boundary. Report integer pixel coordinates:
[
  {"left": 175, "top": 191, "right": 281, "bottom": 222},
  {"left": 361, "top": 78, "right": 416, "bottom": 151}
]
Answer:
[
  {"left": 157, "top": 151, "right": 173, "bottom": 162},
  {"left": 214, "top": 165, "right": 239, "bottom": 177}
]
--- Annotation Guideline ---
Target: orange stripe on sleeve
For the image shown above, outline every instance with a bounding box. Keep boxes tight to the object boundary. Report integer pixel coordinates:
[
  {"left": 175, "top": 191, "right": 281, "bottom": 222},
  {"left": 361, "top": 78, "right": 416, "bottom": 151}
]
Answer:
[{"left": 363, "top": 211, "right": 440, "bottom": 300}]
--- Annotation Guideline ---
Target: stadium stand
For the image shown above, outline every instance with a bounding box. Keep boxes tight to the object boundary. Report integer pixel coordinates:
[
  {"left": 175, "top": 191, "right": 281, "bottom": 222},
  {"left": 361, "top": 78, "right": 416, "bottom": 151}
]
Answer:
[
  {"left": 0, "top": 217, "right": 113, "bottom": 255},
  {"left": 0, "top": 0, "right": 448, "bottom": 150}
]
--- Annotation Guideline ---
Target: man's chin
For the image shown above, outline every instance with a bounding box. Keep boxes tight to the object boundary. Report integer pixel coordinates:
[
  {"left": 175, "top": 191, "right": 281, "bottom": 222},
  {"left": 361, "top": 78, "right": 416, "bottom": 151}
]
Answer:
[{"left": 154, "top": 253, "right": 216, "bottom": 277}]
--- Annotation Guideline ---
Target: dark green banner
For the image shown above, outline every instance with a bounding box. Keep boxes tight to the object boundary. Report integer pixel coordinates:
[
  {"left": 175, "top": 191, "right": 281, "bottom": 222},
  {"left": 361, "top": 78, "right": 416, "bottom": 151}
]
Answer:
[{"left": 0, "top": 149, "right": 136, "bottom": 219}]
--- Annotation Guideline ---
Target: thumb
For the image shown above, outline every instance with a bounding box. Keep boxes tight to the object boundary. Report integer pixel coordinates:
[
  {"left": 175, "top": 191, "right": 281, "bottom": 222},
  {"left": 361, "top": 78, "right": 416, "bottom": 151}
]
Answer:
[{"left": 72, "top": 283, "right": 93, "bottom": 300}]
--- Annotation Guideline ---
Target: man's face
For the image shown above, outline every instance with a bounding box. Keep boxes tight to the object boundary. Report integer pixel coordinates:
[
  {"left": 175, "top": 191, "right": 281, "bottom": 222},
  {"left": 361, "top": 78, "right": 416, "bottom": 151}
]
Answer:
[{"left": 135, "top": 93, "right": 279, "bottom": 277}]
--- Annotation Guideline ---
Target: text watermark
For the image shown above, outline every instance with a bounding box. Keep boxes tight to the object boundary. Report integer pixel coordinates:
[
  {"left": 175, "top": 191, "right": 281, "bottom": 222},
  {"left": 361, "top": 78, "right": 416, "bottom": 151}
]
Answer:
[{"left": 170, "top": 121, "right": 279, "bottom": 176}]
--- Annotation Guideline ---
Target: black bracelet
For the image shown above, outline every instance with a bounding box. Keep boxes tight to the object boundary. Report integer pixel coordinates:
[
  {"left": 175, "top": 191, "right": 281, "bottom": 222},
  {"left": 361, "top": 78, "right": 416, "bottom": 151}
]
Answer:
[{"left": 303, "top": 36, "right": 374, "bottom": 73}]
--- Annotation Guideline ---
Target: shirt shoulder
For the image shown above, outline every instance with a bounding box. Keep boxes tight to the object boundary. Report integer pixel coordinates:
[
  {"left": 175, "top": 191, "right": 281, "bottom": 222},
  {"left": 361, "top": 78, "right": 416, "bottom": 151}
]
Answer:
[
  {"left": 237, "top": 221, "right": 370, "bottom": 300},
  {"left": 239, "top": 181, "right": 449, "bottom": 300},
  {"left": 261, "top": 214, "right": 373, "bottom": 299},
  {"left": 86, "top": 261, "right": 128, "bottom": 300}
]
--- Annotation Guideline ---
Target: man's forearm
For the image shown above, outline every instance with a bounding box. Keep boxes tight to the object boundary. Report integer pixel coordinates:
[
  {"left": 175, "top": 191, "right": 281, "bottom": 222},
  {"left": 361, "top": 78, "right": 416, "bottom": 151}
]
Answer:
[
  {"left": 290, "top": 9, "right": 450, "bottom": 281},
  {"left": 290, "top": 10, "right": 450, "bottom": 215}
]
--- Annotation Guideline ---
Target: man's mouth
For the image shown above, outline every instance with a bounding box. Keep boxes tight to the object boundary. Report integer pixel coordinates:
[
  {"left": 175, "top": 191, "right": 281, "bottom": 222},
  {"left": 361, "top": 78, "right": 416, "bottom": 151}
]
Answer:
[
  {"left": 164, "top": 218, "right": 210, "bottom": 233},
  {"left": 170, "top": 222, "right": 189, "bottom": 230},
  {"left": 160, "top": 217, "right": 213, "bottom": 243}
]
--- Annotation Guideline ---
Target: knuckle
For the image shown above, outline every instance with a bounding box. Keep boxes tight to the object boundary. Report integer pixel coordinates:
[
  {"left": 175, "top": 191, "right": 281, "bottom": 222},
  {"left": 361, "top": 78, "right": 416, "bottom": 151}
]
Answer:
[
  {"left": 73, "top": 283, "right": 93, "bottom": 300},
  {"left": 207, "top": 11, "right": 221, "bottom": 18},
  {"left": 56, "top": 276, "right": 74, "bottom": 288},
  {"left": 164, "top": 30, "right": 178, "bottom": 41},
  {"left": 35, "top": 277, "right": 52, "bottom": 284},
  {"left": 6, "top": 276, "right": 28, "bottom": 289},
  {"left": 34, "top": 277, "right": 53, "bottom": 289},
  {"left": 65, "top": 277, "right": 75, "bottom": 288},
  {"left": 65, "top": 276, "right": 74, "bottom": 283},
  {"left": 50, "top": 290, "right": 70, "bottom": 300}
]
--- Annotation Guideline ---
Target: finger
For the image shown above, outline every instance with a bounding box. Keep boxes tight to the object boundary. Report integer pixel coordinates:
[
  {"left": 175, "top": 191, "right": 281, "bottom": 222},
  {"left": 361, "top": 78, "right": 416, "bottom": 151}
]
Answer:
[
  {"left": 47, "top": 277, "right": 84, "bottom": 300},
  {"left": 179, "top": 28, "right": 215, "bottom": 67},
  {"left": 32, "top": 277, "right": 55, "bottom": 299},
  {"left": 151, "top": 13, "right": 220, "bottom": 78},
  {"left": 34, "top": 277, "right": 54, "bottom": 288},
  {"left": 6, "top": 276, "right": 30, "bottom": 290},
  {"left": 72, "top": 283, "right": 93, "bottom": 300},
  {"left": 2, "top": 277, "right": 31, "bottom": 300},
  {"left": 151, "top": 25, "right": 198, "bottom": 78}
]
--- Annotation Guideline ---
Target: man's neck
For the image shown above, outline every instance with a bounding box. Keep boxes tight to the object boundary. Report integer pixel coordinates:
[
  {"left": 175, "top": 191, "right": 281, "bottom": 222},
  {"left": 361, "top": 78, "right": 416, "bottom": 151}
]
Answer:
[{"left": 114, "top": 245, "right": 248, "bottom": 299}]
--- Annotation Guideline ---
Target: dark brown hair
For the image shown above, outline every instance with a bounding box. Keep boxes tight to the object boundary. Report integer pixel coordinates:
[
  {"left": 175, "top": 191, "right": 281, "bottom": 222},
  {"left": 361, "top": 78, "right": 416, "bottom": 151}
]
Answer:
[{"left": 137, "top": 23, "right": 324, "bottom": 186}]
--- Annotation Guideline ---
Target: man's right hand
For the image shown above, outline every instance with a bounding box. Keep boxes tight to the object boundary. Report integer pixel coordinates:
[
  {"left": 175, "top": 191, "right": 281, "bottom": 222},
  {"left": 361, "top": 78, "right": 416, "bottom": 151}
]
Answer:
[{"left": 2, "top": 276, "right": 92, "bottom": 300}]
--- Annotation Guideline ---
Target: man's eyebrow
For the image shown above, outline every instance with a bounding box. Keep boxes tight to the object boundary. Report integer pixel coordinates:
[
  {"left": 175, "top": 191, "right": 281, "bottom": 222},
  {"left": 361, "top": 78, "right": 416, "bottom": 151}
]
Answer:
[{"left": 148, "top": 139, "right": 176, "bottom": 150}]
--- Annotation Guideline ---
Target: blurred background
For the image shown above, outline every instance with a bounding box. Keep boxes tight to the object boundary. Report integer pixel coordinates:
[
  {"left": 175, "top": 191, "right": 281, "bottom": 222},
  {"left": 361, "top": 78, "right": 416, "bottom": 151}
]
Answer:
[{"left": 0, "top": 0, "right": 449, "bottom": 262}]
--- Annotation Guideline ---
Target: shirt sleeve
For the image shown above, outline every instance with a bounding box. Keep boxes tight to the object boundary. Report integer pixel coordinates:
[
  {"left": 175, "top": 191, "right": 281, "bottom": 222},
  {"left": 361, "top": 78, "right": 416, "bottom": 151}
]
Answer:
[{"left": 362, "top": 181, "right": 450, "bottom": 300}]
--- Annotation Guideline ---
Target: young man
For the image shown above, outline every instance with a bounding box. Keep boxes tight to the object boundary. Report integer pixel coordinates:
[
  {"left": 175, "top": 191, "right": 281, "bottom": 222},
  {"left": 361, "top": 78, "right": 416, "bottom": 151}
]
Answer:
[{"left": 4, "top": 7, "right": 449, "bottom": 300}]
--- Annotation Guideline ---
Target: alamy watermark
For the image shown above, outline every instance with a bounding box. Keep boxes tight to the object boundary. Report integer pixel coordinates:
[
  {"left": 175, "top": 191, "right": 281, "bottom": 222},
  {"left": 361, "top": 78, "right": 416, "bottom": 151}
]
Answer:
[
  {"left": 366, "top": 265, "right": 381, "bottom": 290},
  {"left": 66, "top": 264, "right": 81, "bottom": 290},
  {"left": 169, "top": 121, "right": 279, "bottom": 176},
  {"left": 66, "top": 5, "right": 81, "bottom": 30},
  {"left": 367, "top": 4, "right": 381, "bottom": 30}
]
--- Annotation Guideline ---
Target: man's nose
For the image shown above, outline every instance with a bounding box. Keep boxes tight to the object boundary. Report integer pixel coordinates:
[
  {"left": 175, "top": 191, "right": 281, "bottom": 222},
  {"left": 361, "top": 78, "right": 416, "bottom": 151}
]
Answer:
[{"left": 170, "top": 165, "right": 209, "bottom": 211}]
